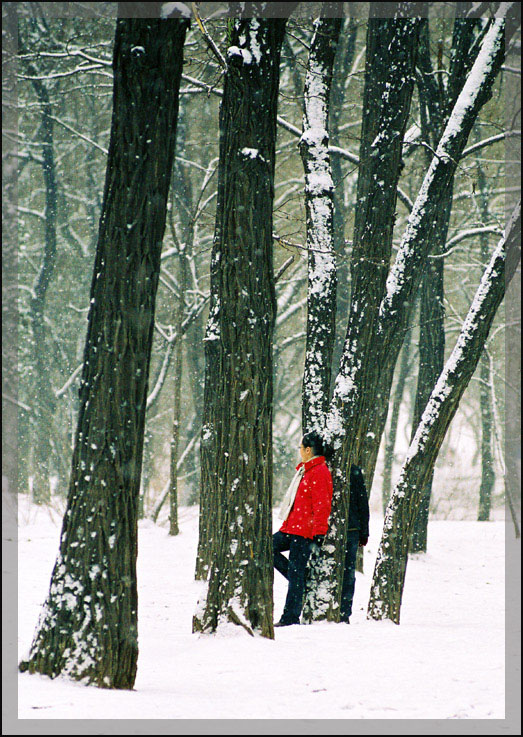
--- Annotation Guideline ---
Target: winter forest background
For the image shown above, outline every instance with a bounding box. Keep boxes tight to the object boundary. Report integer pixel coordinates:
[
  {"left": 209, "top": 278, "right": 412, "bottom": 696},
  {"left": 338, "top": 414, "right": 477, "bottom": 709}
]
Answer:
[{"left": 2, "top": 0, "right": 521, "bottom": 725}]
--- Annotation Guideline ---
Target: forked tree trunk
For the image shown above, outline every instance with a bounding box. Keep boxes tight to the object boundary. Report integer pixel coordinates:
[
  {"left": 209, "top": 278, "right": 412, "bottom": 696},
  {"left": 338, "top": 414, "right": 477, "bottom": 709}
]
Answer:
[
  {"left": 368, "top": 201, "right": 520, "bottom": 623},
  {"left": 409, "top": 13, "right": 480, "bottom": 551},
  {"left": 193, "top": 12, "right": 289, "bottom": 637},
  {"left": 19, "top": 7, "right": 189, "bottom": 688},
  {"left": 303, "top": 8, "right": 422, "bottom": 622},
  {"left": 357, "top": 13, "right": 497, "bottom": 496}
]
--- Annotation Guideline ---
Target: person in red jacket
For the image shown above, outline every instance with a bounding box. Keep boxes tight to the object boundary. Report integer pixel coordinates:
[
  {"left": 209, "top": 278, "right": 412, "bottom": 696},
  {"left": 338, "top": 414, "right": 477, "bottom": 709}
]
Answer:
[{"left": 273, "top": 431, "right": 333, "bottom": 627}]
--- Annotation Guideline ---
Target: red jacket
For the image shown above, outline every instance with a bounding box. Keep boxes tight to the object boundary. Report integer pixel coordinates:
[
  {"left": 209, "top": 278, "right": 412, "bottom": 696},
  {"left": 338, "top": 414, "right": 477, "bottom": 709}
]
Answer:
[{"left": 280, "top": 456, "right": 333, "bottom": 539}]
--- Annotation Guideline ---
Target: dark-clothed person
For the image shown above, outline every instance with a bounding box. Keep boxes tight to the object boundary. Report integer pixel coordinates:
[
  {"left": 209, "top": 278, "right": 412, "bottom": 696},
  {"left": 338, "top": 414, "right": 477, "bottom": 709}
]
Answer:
[{"left": 340, "top": 464, "right": 370, "bottom": 623}]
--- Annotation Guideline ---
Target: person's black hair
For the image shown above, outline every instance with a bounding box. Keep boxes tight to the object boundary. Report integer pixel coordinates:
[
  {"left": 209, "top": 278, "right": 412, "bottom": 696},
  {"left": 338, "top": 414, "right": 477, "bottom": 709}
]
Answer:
[{"left": 301, "top": 430, "right": 334, "bottom": 462}]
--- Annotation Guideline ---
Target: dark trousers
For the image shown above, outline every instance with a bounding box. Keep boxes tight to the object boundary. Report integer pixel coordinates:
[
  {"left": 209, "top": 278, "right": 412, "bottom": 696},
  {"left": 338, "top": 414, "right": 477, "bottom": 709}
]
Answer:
[
  {"left": 340, "top": 529, "right": 360, "bottom": 621},
  {"left": 273, "top": 531, "right": 312, "bottom": 624}
]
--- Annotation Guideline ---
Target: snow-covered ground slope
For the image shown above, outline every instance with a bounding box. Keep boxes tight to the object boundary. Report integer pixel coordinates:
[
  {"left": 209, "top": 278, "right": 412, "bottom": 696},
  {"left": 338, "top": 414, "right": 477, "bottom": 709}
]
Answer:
[{"left": 16, "top": 495, "right": 504, "bottom": 720}]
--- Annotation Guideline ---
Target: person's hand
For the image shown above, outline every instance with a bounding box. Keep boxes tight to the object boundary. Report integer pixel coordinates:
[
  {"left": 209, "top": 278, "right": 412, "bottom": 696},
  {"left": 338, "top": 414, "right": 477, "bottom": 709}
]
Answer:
[{"left": 359, "top": 535, "right": 368, "bottom": 547}]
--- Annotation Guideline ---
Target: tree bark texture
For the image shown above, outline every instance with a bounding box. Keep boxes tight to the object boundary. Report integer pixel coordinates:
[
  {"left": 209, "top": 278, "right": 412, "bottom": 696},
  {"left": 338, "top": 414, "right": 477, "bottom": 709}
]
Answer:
[
  {"left": 303, "top": 12, "right": 422, "bottom": 623},
  {"left": 329, "top": 16, "right": 358, "bottom": 391},
  {"left": 408, "top": 255, "right": 445, "bottom": 552},
  {"left": 193, "top": 14, "right": 287, "bottom": 637},
  {"left": 381, "top": 324, "right": 415, "bottom": 514},
  {"left": 300, "top": 9, "right": 342, "bottom": 433},
  {"left": 19, "top": 10, "right": 189, "bottom": 688},
  {"left": 368, "top": 201, "right": 520, "bottom": 623}
]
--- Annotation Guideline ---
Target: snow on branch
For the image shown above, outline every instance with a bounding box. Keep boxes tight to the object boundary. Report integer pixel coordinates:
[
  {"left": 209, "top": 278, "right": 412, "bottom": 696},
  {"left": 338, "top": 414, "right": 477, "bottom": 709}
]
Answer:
[
  {"left": 299, "top": 14, "right": 340, "bottom": 432},
  {"left": 379, "top": 19, "right": 505, "bottom": 318}
]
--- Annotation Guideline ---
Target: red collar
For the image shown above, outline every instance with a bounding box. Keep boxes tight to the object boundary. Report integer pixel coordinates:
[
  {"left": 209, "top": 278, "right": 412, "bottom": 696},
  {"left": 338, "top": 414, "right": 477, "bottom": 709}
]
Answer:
[{"left": 296, "top": 456, "right": 326, "bottom": 473}]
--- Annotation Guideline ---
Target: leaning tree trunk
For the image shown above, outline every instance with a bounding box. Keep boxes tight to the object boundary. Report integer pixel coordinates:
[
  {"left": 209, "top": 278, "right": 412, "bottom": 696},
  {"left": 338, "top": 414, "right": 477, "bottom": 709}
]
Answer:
[
  {"left": 299, "top": 8, "right": 342, "bottom": 432},
  {"left": 193, "top": 12, "right": 289, "bottom": 638},
  {"left": 19, "top": 7, "right": 189, "bottom": 688},
  {"left": 368, "top": 201, "right": 521, "bottom": 623},
  {"left": 303, "top": 8, "right": 422, "bottom": 623}
]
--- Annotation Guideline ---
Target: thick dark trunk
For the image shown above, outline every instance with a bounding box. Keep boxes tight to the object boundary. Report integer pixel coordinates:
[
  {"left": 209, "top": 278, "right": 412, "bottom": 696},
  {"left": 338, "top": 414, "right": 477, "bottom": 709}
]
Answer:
[
  {"left": 409, "top": 255, "right": 445, "bottom": 552},
  {"left": 20, "top": 10, "right": 189, "bottom": 687},
  {"left": 194, "top": 14, "right": 288, "bottom": 637}
]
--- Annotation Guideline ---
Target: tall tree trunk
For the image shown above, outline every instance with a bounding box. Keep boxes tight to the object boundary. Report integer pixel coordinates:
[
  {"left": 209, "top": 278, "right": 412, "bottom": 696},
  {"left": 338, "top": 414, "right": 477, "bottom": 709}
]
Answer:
[
  {"left": 368, "top": 201, "right": 521, "bottom": 623},
  {"left": 330, "top": 17, "right": 358, "bottom": 390},
  {"left": 27, "top": 63, "right": 57, "bottom": 505},
  {"left": 19, "top": 7, "right": 189, "bottom": 687},
  {"left": 193, "top": 11, "right": 289, "bottom": 637},
  {"left": 300, "top": 8, "right": 342, "bottom": 432},
  {"left": 476, "top": 157, "right": 496, "bottom": 521},
  {"left": 169, "top": 244, "right": 188, "bottom": 537},
  {"left": 304, "top": 7, "right": 422, "bottom": 623},
  {"left": 382, "top": 324, "right": 415, "bottom": 514},
  {"left": 409, "top": 256, "right": 445, "bottom": 552}
]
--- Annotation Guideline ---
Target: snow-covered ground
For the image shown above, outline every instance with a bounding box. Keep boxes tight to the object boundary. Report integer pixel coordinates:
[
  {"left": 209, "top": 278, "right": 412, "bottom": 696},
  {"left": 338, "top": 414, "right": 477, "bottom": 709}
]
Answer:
[{"left": 15, "top": 494, "right": 507, "bottom": 721}]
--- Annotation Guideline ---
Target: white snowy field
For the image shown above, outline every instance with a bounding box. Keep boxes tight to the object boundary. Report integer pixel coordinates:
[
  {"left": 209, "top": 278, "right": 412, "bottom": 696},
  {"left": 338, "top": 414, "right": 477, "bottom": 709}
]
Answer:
[{"left": 15, "top": 494, "right": 506, "bottom": 721}]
